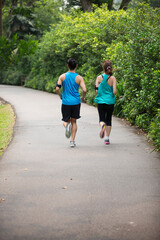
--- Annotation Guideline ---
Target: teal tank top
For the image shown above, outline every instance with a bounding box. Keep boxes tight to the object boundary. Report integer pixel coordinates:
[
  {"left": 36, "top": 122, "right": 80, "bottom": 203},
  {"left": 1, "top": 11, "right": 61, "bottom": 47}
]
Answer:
[
  {"left": 62, "top": 72, "right": 81, "bottom": 105},
  {"left": 94, "top": 74, "right": 116, "bottom": 105}
]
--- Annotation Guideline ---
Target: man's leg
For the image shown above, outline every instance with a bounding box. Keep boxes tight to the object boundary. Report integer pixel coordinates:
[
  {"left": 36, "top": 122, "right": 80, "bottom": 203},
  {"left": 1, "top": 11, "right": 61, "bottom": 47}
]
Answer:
[
  {"left": 63, "top": 119, "right": 71, "bottom": 138},
  {"left": 63, "top": 119, "right": 70, "bottom": 128},
  {"left": 70, "top": 118, "right": 77, "bottom": 142}
]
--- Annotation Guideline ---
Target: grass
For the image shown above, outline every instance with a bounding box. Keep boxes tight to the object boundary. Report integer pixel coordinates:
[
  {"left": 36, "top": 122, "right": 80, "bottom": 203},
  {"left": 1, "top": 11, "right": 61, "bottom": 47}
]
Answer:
[{"left": 0, "top": 104, "right": 15, "bottom": 156}]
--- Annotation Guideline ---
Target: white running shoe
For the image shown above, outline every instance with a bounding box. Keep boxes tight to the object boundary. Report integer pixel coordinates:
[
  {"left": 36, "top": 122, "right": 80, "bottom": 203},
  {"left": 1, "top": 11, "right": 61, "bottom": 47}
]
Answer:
[
  {"left": 65, "top": 122, "right": 71, "bottom": 138},
  {"left": 70, "top": 141, "right": 76, "bottom": 148}
]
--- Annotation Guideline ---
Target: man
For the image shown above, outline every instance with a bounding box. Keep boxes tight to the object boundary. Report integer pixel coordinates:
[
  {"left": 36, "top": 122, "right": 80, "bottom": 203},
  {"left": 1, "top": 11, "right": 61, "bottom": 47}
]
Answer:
[{"left": 56, "top": 58, "right": 87, "bottom": 147}]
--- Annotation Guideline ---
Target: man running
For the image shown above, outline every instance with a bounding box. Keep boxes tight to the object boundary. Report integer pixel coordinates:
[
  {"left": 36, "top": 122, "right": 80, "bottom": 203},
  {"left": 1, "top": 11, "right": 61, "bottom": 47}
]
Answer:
[{"left": 56, "top": 58, "right": 87, "bottom": 147}]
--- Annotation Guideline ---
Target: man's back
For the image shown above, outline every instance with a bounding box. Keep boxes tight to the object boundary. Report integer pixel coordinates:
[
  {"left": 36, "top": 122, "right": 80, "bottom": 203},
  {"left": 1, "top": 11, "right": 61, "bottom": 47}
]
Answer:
[{"left": 62, "top": 72, "right": 80, "bottom": 105}]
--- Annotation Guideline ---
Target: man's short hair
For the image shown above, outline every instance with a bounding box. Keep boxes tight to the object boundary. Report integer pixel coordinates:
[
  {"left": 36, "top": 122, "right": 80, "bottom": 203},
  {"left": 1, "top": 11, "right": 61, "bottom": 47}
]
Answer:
[{"left": 67, "top": 58, "right": 77, "bottom": 70}]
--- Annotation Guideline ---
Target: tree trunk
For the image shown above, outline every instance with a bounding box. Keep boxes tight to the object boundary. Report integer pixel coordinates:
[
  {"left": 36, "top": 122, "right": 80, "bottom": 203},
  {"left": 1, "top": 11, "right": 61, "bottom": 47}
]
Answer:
[
  {"left": 10, "top": 0, "right": 18, "bottom": 14},
  {"left": 12, "top": 0, "right": 18, "bottom": 7},
  {"left": 119, "top": 0, "right": 131, "bottom": 10},
  {"left": 2, "top": 0, "right": 5, "bottom": 6},
  {"left": 27, "top": 0, "right": 36, "bottom": 7},
  {"left": 20, "top": 0, "right": 23, "bottom": 7},
  {"left": 80, "top": 0, "right": 92, "bottom": 12}
]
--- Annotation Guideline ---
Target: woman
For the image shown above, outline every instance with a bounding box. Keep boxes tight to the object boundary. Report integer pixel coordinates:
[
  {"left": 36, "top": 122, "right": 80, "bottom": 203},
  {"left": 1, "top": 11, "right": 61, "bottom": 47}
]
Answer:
[{"left": 94, "top": 60, "right": 117, "bottom": 144}]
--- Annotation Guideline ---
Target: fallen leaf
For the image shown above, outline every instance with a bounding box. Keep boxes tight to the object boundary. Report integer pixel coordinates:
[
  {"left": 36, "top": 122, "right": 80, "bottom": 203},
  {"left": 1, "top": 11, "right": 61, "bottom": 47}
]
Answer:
[
  {"left": 70, "top": 178, "right": 73, "bottom": 180},
  {"left": 129, "top": 222, "right": 134, "bottom": 225},
  {"left": 62, "top": 186, "right": 67, "bottom": 189}
]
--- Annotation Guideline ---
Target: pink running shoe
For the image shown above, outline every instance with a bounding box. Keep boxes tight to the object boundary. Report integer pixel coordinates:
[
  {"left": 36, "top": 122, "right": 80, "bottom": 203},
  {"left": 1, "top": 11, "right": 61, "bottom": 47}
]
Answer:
[
  {"left": 99, "top": 124, "right": 105, "bottom": 138},
  {"left": 104, "top": 138, "right": 110, "bottom": 145}
]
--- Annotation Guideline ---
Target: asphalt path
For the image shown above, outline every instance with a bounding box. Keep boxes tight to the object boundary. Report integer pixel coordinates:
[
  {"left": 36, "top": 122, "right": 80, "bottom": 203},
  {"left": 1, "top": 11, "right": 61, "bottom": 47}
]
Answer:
[{"left": 0, "top": 85, "right": 160, "bottom": 240}]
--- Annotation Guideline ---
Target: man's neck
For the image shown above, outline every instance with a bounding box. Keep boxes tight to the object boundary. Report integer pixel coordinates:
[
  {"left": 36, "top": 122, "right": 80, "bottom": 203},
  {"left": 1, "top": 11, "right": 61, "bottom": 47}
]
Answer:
[{"left": 69, "top": 69, "right": 76, "bottom": 73}]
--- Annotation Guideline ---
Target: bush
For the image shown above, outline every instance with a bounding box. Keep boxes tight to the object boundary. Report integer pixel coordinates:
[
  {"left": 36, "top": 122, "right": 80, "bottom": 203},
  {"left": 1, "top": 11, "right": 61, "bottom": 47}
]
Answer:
[
  {"left": 0, "top": 37, "right": 38, "bottom": 86},
  {"left": 149, "top": 110, "right": 160, "bottom": 151},
  {"left": 3, "top": 3, "right": 160, "bottom": 150}
]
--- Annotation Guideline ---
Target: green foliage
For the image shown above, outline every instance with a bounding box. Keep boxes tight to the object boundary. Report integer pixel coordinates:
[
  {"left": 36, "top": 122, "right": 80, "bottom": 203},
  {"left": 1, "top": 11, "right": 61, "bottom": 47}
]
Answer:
[
  {"left": 149, "top": 110, "right": 160, "bottom": 151},
  {"left": 8, "top": 6, "right": 40, "bottom": 39},
  {"left": 34, "top": 0, "right": 64, "bottom": 33},
  {"left": 0, "top": 104, "right": 15, "bottom": 156},
  {"left": 66, "top": 0, "right": 113, "bottom": 10},
  {"left": 0, "top": 35, "right": 18, "bottom": 81},
  {"left": 0, "top": 35, "right": 38, "bottom": 85},
  {"left": 25, "top": 3, "right": 160, "bottom": 150},
  {"left": 1, "top": 2, "right": 159, "bottom": 150}
]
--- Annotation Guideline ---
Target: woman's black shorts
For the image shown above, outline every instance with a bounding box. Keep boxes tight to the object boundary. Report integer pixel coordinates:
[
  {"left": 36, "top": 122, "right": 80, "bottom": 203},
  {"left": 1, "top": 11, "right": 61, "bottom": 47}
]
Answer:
[
  {"left": 98, "top": 104, "right": 114, "bottom": 126},
  {"left": 61, "top": 103, "right": 81, "bottom": 122}
]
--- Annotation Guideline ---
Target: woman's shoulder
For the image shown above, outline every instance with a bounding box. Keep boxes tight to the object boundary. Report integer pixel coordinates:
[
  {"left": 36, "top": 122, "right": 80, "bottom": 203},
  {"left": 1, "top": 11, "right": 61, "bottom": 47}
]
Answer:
[
  {"left": 97, "top": 74, "right": 103, "bottom": 82},
  {"left": 110, "top": 75, "right": 116, "bottom": 81}
]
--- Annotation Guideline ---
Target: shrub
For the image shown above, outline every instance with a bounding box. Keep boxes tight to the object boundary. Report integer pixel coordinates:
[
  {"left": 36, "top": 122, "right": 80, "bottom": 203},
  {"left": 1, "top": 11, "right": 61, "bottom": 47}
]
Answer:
[{"left": 4, "top": 3, "right": 160, "bottom": 150}]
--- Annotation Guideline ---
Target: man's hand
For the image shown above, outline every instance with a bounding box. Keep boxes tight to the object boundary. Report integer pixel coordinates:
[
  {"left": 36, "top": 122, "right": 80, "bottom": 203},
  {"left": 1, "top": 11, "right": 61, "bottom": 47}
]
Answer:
[{"left": 81, "top": 96, "right": 85, "bottom": 103}]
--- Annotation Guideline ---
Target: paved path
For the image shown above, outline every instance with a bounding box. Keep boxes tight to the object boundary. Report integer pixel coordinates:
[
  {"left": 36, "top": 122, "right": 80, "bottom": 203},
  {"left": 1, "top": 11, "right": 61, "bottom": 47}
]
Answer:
[{"left": 0, "top": 85, "right": 160, "bottom": 240}]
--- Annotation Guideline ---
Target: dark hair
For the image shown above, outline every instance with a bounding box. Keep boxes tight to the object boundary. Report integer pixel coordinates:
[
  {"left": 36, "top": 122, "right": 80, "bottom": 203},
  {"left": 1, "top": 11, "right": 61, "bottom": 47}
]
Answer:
[
  {"left": 67, "top": 58, "right": 77, "bottom": 70},
  {"left": 103, "top": 60, "right": 112, "bottom": 76}
]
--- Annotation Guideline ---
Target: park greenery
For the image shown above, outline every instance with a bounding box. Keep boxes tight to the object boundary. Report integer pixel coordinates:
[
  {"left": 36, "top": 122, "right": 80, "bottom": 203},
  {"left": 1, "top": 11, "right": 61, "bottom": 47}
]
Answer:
[
  {"left": 0, "top": 1, "right": 160, "bottom": 150},
  {"left": 0, "top": 103, "right": 15, "bottom": 156}
]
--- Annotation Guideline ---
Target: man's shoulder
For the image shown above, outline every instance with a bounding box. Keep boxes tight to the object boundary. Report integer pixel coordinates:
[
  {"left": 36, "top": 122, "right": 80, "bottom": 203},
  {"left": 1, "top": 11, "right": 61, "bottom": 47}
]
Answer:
[
  {"left": 75, "top": 74, "right": 83, "bottom": 85},
  {"left": 60, "top": 73, "right": 66, "bottom": 81},
  {"left": 76, "top": 74, "right": 82, "bottom": 79}
]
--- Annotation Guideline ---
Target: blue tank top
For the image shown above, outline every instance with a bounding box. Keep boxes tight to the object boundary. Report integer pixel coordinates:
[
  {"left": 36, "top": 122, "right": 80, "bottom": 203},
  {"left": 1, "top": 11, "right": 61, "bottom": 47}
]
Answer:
[
  {"left": 94, "top": 74, "right": 116, "bottom": 105},
  {"left": 62, "top": 72, "right": 81, "bottom": 105}
]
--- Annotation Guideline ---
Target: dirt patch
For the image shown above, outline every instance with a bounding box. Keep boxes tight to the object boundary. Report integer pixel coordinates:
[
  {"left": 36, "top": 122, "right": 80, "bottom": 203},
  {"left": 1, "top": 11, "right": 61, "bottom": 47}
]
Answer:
[{"left": 0, "top": 97, "right": 9, "bottom": 105}]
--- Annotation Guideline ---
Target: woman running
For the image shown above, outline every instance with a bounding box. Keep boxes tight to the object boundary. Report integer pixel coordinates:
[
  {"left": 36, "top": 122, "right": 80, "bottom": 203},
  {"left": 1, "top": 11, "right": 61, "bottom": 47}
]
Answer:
[{"left": 94, "top": 60, "right": 117, "bottom": 145}]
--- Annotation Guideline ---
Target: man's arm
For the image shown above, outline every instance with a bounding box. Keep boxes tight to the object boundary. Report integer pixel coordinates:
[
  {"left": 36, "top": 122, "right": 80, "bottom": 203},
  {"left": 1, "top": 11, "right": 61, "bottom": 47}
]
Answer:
[
  {"left": 56, "top": 74, "right": 65, "bottom": 99},
  {"left": 76, "top": 75, "right": 87, "bottom": 102}
]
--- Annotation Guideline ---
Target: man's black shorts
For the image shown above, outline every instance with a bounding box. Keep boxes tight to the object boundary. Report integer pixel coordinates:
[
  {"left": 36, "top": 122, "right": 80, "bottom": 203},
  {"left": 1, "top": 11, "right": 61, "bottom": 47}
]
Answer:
[{"left": 61, "top": 104, "right": 81, "bottom": 122}]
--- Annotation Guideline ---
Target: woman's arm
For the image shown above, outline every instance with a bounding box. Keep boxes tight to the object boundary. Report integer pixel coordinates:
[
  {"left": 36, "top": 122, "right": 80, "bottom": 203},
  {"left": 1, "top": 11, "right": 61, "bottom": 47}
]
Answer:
[
  {"left": 112, "top": 76, "right": 117, "bottom": 95},
  {"left": 95, "top": 75, "right": 103, "bottom": 93}
]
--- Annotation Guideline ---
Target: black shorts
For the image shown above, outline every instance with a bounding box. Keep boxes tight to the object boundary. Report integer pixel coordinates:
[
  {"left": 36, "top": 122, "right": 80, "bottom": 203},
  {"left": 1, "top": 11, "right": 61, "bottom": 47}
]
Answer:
[
  {"left": 61, "top": 104, "right": 81, "bottom": 122},
  {"left": 98, "top": 104, "right": 114, "bottom": 126}
]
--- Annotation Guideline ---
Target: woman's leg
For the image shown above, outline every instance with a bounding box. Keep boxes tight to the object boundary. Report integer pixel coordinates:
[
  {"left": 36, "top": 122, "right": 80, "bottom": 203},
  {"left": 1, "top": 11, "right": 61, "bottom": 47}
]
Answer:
[
  {"left": 105, "top": 104, "right": 114, "bottom": 141},
  {"left": 97, "top": 104, "right": 106, "bottom": 138},
  {"left": 105, "top": 126, "right": 111, "bottom": 137}
]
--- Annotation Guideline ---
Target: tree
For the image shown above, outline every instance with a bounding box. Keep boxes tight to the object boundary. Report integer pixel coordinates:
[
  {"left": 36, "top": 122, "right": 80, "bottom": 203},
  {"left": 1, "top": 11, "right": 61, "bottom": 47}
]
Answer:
[
  {"left": 66, "top": 0, "right": 130, "bottom": 11},
  {"left": 10, "top": 0, "right": 18, "bottom": 15},
  {"left": 80, "top": 0, "right": 92, "bottom": 12},
  {"left": 119, "top": 0, "right": 131, "bottom": 10},
  {"left": 11, "top": 0, "right": 18, "bottom": 8},
  {"left": 27, "top": 0, "right": 36, "bottom": 7}
]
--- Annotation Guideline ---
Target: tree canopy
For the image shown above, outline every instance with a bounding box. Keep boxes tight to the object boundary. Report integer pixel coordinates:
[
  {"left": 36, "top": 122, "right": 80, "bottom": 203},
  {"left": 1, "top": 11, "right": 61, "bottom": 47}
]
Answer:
[{"left": 0, "top": 1, "right": 160, "bottom": 150}]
